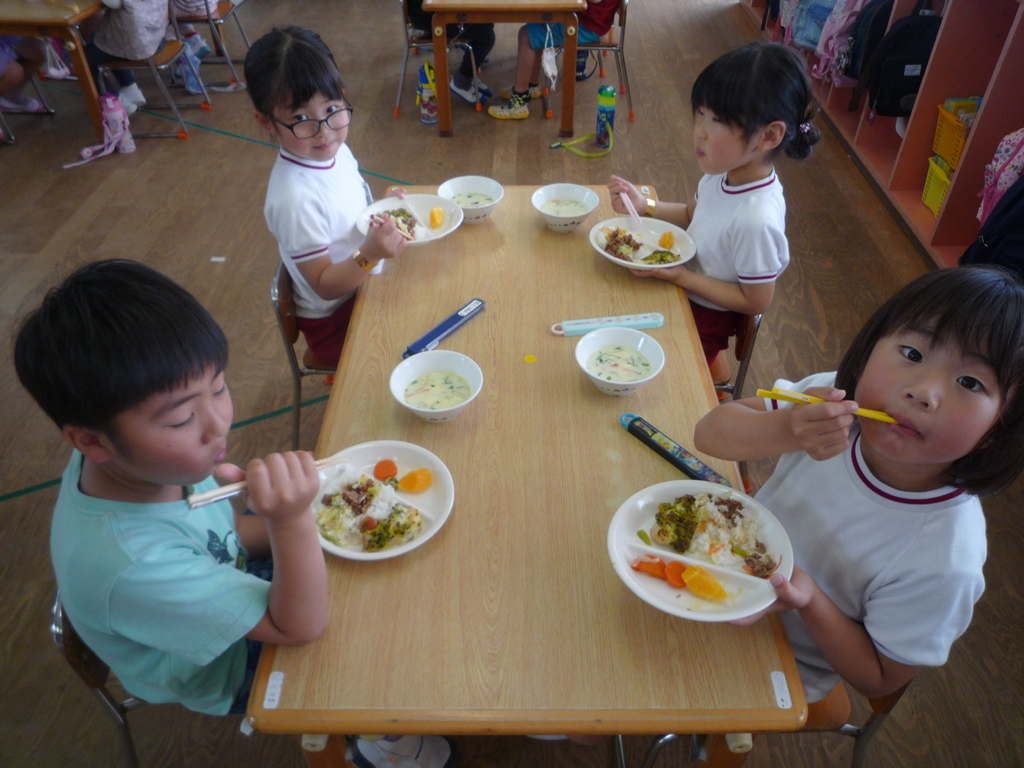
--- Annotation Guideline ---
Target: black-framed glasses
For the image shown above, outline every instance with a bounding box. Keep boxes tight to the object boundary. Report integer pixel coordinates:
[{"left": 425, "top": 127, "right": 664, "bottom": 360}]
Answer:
[{"left": 271, "top": 107, "right": 353, "bottom": 139}]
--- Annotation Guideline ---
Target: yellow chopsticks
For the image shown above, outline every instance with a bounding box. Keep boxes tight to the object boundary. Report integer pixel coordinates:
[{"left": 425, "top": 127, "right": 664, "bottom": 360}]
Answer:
[{"left": 756, "top": 387, "right": 897, "bottom": 423}]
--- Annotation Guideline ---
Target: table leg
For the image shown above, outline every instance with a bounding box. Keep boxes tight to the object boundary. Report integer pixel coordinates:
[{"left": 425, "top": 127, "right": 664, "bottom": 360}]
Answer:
[
  {"left": 57, "top": 26, "right": 104, "bottom": 142},
  {"left": 559, "top": 12, "right": 578, "bottom": 138},
  {"left": 431, "top": 13, "right": 453, "bottom": 138}
]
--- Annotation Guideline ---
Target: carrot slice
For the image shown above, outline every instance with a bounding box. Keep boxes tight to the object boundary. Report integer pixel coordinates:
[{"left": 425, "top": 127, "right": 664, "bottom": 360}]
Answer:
[
  {"left": 664, "top": 559, "right": 687, "bottom": 588},
  {"left": 373, "top": 459, "right": 398, "bottom": 481},
  {"left": 630, "top": 555, "right": 667, "bottom": 580}
]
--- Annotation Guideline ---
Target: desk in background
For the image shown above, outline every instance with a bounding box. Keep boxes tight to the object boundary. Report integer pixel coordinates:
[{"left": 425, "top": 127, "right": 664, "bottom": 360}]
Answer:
[
  {"left": 0, "top": 0, "right": 104, "bottom": 141},
  {"left": 423, "top": 0, "right": 586, "bottom": 138},
  {"left": 248, "top": 185, "right": 806, "bottom": 766}
]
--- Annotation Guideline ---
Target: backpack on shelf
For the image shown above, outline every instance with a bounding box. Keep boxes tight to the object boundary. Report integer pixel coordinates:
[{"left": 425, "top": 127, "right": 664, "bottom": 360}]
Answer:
[
  {"left": 811, "top": 0, "right": 877, "bottom": 86},
  {"left": 790, "top": 0, "right": 838, "bottom": 51},
  {"left": 860, "top": 0, "right": 942, "bottom": 117},
  {"left": 960, "top": 174, "right": 1024, "bottom": 282},
  {"left": 977, "top": 127, "right": 1024, "bottom": 225},
  {"left": 843, "top": 0, "right": 893, "bottom": 85}
]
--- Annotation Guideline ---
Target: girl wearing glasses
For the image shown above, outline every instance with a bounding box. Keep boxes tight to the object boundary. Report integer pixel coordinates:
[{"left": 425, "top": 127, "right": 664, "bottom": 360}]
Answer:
[{"left": 245, "top": 27, "right": 409, "bottom": 369}]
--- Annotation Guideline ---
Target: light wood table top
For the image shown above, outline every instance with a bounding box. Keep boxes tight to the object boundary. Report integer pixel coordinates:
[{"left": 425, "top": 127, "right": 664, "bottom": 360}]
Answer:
[
  {"left": 0, "top": 0, "right": 104, "bottom": 140},
  {"left": 248, "top": 186, "right": 806, "bottom": 741},
  {"left": 423, "top": 0, "right": 586, "bottom": 138}
]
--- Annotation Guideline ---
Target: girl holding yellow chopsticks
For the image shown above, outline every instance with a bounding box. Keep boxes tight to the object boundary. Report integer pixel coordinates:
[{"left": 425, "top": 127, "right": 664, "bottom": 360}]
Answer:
[{"left": 694, "top": 266, "right": 1024, "bottom": 705}]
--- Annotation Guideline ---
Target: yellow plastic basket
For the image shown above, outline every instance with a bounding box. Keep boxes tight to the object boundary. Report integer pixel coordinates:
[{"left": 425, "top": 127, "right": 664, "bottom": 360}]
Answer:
[
  {"left": 933, "top": 105, "right": 968, "bottom": 170},
  {"left": 922, "top": 157, "right": 951, "bottom": 216}
]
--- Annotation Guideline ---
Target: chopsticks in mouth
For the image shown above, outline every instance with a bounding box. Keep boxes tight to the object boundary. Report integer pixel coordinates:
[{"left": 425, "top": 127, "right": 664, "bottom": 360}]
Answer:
[
  {"left": 756, "top": 388, "right": 897, "bottom": 424},
  {"left": 186, "top": 453, "right": 349, "bottom": 509}
]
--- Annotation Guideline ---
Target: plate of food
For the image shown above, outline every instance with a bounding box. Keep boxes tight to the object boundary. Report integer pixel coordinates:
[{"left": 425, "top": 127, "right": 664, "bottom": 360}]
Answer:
[
  {"left": 356, "top": 194, "right": 463, "bottom": 245},
  {"left": 589, "top": 217, "right": 696, "bottom": 270},
  {"left": 314, "top": 440, "right": 455, "bottom": 560},
  {"left": 607, "top": 480, "right": 792, "bottom": 622}
]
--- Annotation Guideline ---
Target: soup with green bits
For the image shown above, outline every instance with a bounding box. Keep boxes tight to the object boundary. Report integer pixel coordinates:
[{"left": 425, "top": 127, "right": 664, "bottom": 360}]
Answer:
[
  {"left": 404, "top": 371, "right": 472, "bottom": 410},
  {"left": 586, "top": 345, "right": 652, "bottom": 382},
  {"left": 452, "top": 191, "right": 495, "bottom": 208},
  {"left": 540, "top": 198, "right": 591, "bottom": 216}
]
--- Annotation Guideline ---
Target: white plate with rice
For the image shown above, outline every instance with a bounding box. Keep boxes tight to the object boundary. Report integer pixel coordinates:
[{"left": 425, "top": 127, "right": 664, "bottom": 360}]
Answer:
[
  {"left": 607, "top": 480, "right": 793, "bottom": 622},
  {"left": 589, "top": 217, "right": 696, "bottom": 270},
  {"left": 314, "top": 440, "right": 454, "bottom": 561},
  {"left": 355, "top": 194, "right": 463, "bottom": 245}
]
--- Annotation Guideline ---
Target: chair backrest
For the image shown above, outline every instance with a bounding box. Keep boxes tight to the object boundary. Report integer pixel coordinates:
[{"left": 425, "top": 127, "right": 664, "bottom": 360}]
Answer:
[
  {"left": 733, "top": 313, "right": 760, "bottom": 364},
  {"left": 582, "top": 0, "right": 629, "bottom": 49},
  {"left": 272, "top": 262, "right": 301, "bottom": 346},
  {"left": 51, "top": 593, "right": 112, "bottom": 690}
]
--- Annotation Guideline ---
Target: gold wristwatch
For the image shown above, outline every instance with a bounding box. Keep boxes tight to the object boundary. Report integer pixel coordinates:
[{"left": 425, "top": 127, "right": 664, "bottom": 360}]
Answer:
[
  {"left": 644, "top": 198, "right": 657, "bottom": 217},
  {"left": 352, "top": 250, "right": 376, "bottom": 271}
]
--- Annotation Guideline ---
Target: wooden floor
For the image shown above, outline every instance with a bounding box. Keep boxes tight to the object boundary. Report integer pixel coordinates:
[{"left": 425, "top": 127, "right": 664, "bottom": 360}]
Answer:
[{"left": 1, "top": 1, "right": 1021, "bottom": 767}]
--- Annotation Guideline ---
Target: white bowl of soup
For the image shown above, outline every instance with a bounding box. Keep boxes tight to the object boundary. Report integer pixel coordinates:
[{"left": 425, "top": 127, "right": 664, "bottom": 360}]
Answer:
[
  {"left": 531, "top": 183, "right": 600, "bottom": 233},
  {"left": 437, "top": 175, "right": 504, "bottom": 223},
  {"left": 574, "top": 327, "right": 665, "bottom": 396},
  {"left": 390, "top": 350, "right": 484, "bottom": 422}
]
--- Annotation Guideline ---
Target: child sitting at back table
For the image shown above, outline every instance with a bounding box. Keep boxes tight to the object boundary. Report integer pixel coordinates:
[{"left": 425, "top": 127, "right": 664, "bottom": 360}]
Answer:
[
  {"left": 406, "top": 0, "right": 495, "bottom": 104},
  {"left": 245, "top": 26, "right": 408, "bottom": 370},
  {"left": 14, "top": 259, "right": 328, "bottom": 716},
  {"left": 488, "top": 0, "right": 619, "bottom": 120},
  {"left": 609, "top": 42, "right": 820, "bottom": 385},
  {"left": 694, "top": 266, "right": 1024, "bottom": 704}
]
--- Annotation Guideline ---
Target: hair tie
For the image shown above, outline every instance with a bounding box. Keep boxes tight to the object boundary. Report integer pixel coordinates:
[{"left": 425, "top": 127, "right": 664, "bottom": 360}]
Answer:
[{"left": 798, "top": 121, "right": 811, "bottom": 134}]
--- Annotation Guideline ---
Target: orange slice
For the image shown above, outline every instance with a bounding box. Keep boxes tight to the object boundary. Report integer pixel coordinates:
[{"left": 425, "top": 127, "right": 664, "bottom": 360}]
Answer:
[
  {"left": 373, "top": 459, "right": 398, "bottom": 481},
  {"left": 665, "top": 559, "right": 687, "bottom": 588},
  {"left": 398, "top": 467, "right": 433, "bottom": 492},
  {"left": 683, "top": 565, "right": 727, "bottom": 601},
  {"left": 658, "top": 230, "right": 675, "bottom": 249},
  {"left": 429, "top": 207, "right": 445, "bottom": 228}
]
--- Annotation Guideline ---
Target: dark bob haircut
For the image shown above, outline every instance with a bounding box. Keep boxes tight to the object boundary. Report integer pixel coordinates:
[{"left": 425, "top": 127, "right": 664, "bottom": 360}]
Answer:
[
  {"left": 244, "top": 26, "right": 345, "bottom": 115},
  {"left": 691, "top": 42, "right": 821, "bottom": 160},
  {"left": 836, "top": 266, "right": 1024, "bottom": 496},
  {"left": 14, "top": 259, "right": 228, "bottom": 432}
]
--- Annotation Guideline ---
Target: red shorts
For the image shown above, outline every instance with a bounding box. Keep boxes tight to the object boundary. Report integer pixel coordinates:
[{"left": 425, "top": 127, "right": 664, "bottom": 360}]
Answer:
[
  {"left": 296, "top": 298, "right": 356, "bottom": 369},
  {"left": 689, "top": 300, "right": 741, "bottom": 362}
]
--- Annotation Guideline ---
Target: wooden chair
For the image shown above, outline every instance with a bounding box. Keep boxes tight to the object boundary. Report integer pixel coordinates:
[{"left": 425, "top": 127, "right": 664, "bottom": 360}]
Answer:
[
  {"left": 96, "top": 38, "right": 211, "bottom": 139},
  {"left": 541, "top": 0, "right": 634, "bottom": 121},
  {"left": 271, "top": 263, "right": 335, "bottom": 450},
  {"left": 632, "top": 681, "right": 912, "bottom": 768},
  {"left": 395, "top": 0, "right": 485, "bottom": 116},
  {"left": 175, "top": 0, "right": 250, "bottom": 90},
  {"left": 51, "top": 592, "right": 146, "bottom": 768},
  {"left": 714, "top": 313, "right": 761, "bottom": 403}
]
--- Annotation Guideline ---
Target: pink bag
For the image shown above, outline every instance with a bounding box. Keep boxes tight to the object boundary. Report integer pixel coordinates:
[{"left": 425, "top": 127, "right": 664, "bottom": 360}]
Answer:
[
  {"left": 812, "top": 0, "right": 876, "bottom": 86},
  {"left": 978, "top": 127, "right": 1024, "bottom": 224}
]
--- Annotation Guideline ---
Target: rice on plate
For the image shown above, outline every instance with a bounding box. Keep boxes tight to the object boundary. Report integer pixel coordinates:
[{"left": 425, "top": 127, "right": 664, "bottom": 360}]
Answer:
[{"left": 316, "top": 465, "right": 422, "bottom": 553}]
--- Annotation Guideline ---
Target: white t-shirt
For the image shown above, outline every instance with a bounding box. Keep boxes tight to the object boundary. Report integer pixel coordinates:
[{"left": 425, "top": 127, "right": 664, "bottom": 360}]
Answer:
[
  {"left": 756, "top": 372, "right": 987, "bottom": 702},
  {"left": 264, "top": 145, "right": 371, "bottom": 319},
  {"left": 685, "top": 171, "right": 789, "bottom": 311}
]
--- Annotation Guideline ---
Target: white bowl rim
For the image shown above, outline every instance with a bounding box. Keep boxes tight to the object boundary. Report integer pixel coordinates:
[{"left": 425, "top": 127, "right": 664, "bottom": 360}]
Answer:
[
  {"left": 574, "top": 328, "right": 665, "bottom": 385},
  {"left": 531, "top": 184, "right": 600, "bottom": 217}
]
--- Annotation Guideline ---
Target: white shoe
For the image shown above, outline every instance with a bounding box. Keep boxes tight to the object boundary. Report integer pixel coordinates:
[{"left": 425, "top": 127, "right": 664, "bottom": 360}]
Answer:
[
  {"left": 118, "top": 83, "right": 146, "bottom": 107},
  {"left": 117, "top": 93, "right": 139, "bottom": 116},
  {"left": 352, "top": 735, "right": 455, "bottom": 768}
]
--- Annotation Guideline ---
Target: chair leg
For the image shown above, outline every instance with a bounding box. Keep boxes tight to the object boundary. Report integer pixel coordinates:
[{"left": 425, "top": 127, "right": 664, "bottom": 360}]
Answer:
[
  {"left": 292, "top": 369, "right": 302, "bottom": 451},
  {"left": 696, "top": 734, "right": 750, "bottom": 768},
  {"left": 638, "top": 734, "right": 683, "bottom": 768},
  {"left": 203, "top": 16, "right": 245, "bottom": 88},
  {"left": 615, "top": 51, "right": 634, "bottom": 120},
  {"left": 181, "top": 48, "right": 212, "bottom": 106},
  {"left": 30, "top": 77, "right": 56, "bottom": 115},
  {"left": 612, "top": 735, "right": 626, "bottom": 768},
  {"left": 145, "top": 58, "right": 189, "bottom": 138},
  {"left": 395, "top": 44, "right": 411, "bottom": 116},
  {"left": 232, "top": 12, "right": 252, "bottom": 49},
  {"left": 0, "top": 110, "right": 13, "bottom": 143}
]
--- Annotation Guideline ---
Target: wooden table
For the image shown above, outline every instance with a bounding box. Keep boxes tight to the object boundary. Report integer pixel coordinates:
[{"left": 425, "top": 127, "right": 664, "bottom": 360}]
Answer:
[
  {"left": 247, "top": 186, "right": 806, "bottom": 764},
  {"left": 423, "top": 0, "right": 585, "bottom": 138},
  {"left": 0, "top": 0, "right": 104, "bottom": 141}
]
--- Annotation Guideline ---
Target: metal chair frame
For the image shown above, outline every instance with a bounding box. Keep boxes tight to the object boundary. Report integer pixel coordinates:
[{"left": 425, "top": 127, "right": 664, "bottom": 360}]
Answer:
[
  {"left": 396, "top": 0, "right": 484, "bottom": 116},
  {"left": 629, "top": 681, "right": 911, "bottom": 768},
  {"left": 96, "top": 27, "right": 211, "bottom": 139},
  {"left": 0, "top": 78, "right": 54, "bottom": 143},
  {"left": 51, "top": 592, "right": 146, "bottom": 768},
  {"left": 175, "top": 0, "right": 251, "bottom": 89},
  {"left": 271, "top": 262, "right": 335, "bottom": 450}
]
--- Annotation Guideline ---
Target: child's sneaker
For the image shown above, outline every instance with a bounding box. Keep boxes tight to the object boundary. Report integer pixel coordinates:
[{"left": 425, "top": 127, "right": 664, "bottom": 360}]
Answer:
[
  {"left": 352, "top": 735, "right": 455, "bottom": 768},
  {"left": 487, "top": 92, "right": 530, "bottom": 120},
  {"left": 0, "top": 94, "right": 46, "bottom": 113},
  {"left": 118, "top": 82, "right": 146, "bottom": 108},
  {"left": 184, "top": 32, "right": 212, "bottom": 59},
  {"left": 117, "top": 92, "right": 139, "bottom": 116},
  {"left": 498, "top": 84, "right": 541, "bottom": 100},
  {"left": 449, "top": 76, "right": 492, "bottom": 104}
]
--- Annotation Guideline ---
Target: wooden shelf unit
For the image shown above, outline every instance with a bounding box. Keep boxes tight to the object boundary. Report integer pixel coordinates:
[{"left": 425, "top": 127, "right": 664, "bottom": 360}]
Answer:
[{"left": 740, "top": 0, "right": 1024, "bottom": 268}]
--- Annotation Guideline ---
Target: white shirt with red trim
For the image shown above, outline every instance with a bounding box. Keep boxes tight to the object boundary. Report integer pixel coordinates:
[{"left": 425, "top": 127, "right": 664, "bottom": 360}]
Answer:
[
  {"left": 685, "top": 171, "right": 789, "bottom": 311},
  {"left": 756, "top": 372, "right": 986, "bottom": 702},
  {"left": 264, "top": 145, "right": 371, "bottom": 319}
]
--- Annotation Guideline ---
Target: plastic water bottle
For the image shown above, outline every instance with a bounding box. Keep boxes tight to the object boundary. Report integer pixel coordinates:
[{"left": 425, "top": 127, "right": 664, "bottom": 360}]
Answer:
[
  {"left": 596, "top": 84, "right": 616, "bottom": 148},
  {"left": 416, "top": 62, "right": 438, "bottom": 124}
]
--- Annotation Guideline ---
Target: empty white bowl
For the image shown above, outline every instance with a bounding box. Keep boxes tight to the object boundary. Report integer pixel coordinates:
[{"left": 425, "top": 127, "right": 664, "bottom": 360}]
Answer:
[
  {"left": 437, "top": 176, "right": 504, "bottom": 223},
  {"left": 574, "top": 327, "right": 665, "bottom": 396},
  {"left": 390, "top": 350, "right": 484, "bottom": 422},
  {"left": 531, "top": 183, "right": 600, "bottom": 233}
]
